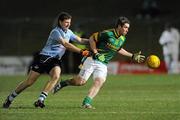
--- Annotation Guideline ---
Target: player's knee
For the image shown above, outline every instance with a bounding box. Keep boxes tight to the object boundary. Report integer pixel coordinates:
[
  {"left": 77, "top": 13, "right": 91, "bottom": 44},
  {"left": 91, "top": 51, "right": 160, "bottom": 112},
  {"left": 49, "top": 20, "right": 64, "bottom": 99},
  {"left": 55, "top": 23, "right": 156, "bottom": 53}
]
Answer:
[
  {"left": 94, "top": 78, "right": 104, "bottom": 87},
  {"left": 74, "top": 76, "right": 86, "bottom": 86},
  {"left": 78, "top": 80, "right": 86, "bottom": 86},
  {"left": 26, "top": 80, "right": 35, "bottom": 87},
  {"left": 51, "top": 74, "right": 60, "bottom": 81}
]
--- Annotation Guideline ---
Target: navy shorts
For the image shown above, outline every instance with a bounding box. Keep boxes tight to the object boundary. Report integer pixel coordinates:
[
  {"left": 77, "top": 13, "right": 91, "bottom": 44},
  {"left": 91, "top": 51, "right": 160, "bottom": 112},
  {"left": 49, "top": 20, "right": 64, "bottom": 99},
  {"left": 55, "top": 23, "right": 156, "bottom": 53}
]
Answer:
[{"left": 31, "top": 54, "right": 61, "bottom": 74}]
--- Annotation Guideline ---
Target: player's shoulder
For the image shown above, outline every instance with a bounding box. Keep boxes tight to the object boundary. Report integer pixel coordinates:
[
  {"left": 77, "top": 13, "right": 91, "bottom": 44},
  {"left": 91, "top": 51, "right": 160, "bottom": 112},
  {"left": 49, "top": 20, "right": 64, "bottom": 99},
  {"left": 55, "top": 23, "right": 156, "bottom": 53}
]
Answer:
[
  {"left": 66, "top": 29, "right": 74, "bottom": 34},
  {"left": 102, "top": 28, "right": 114, "bottom": 33},
  {"left": 171, "top": 28, "right": 180, "bottom": 33},
  {"left": 100, "top": 29, "right": 114, "bottom": 37},
  {"left": 120, "top": 35, "right": 126, "bottom": 41},
  {"left": 50, "top": 27, "right": 60, "bottom": 34}
]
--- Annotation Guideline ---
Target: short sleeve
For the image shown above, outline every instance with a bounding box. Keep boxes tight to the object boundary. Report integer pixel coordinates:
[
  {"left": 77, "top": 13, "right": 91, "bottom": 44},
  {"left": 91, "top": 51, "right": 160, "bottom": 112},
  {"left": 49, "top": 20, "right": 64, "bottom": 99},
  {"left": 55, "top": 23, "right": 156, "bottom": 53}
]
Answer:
[
  {"left": 50, "top": 30, "right": 63, "bottom": 42},
  {"left": 90, "top": 32, "right": 99, "bottom": 42},
  {"left": 69, "top": 30, "right": 77, "bottom": 41}
]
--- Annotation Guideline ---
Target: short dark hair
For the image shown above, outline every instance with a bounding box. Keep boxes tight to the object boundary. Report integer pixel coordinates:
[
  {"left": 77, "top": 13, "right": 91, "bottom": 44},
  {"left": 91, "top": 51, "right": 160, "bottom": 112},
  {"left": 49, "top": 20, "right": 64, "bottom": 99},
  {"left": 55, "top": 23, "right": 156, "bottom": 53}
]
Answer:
[
  {"left": 115, "top": 16, "right": 130, "bottom": 28},
  {"left": 164, "top": 22, "right": 172, "bottom": 30},
  {"left": 57, "top": 12, "right": 72, "bottom": 27}
]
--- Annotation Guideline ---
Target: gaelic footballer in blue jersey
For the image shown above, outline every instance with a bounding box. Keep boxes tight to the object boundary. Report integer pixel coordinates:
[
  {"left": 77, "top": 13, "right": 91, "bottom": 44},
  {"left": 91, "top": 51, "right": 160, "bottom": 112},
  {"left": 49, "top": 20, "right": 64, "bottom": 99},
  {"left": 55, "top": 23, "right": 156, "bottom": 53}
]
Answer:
[{"left": 3, "top": 12, "right": 90, "bottom": 108}]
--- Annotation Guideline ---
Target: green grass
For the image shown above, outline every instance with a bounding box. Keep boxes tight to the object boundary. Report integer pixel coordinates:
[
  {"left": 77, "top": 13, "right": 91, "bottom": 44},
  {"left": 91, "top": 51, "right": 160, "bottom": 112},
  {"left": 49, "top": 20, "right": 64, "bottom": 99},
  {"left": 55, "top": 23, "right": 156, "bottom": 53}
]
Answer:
[{"left": 0, "top": 74, "right": 180, "bottom": 120}]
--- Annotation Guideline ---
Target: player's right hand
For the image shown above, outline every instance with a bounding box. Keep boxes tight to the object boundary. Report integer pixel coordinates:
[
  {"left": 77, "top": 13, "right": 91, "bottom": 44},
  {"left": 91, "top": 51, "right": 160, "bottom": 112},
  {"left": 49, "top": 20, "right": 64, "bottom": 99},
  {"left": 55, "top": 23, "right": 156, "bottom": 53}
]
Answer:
[{"left": 92, "top": 53, "right": 105, "bottom": 62}]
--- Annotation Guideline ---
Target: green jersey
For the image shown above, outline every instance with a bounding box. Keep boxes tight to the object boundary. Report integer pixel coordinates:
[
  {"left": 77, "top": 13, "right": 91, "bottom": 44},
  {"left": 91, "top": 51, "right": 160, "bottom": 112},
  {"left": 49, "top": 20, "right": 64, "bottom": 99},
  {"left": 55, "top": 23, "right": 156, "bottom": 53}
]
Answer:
[{"left": 92, "top": 29, "right": 126, "bottom": 64}]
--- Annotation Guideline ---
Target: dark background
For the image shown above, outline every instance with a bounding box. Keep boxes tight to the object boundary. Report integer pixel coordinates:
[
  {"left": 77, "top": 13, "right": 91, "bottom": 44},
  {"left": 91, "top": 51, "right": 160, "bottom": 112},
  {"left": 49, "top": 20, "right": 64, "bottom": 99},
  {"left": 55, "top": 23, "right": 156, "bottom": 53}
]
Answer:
[{"left": 0, "top": 0, "right": 180, "bottom": 72}]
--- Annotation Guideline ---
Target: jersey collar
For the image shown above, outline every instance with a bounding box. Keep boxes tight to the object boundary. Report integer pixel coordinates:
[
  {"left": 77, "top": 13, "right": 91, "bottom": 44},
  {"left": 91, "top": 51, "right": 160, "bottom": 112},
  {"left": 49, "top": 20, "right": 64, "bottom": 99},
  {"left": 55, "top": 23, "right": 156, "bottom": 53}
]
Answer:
[
  {"left": 113, "top": 29, "right": 121, "bottom": 38},
  {"left": 57, "top": 26, "right": 67, "bottom": 33}
]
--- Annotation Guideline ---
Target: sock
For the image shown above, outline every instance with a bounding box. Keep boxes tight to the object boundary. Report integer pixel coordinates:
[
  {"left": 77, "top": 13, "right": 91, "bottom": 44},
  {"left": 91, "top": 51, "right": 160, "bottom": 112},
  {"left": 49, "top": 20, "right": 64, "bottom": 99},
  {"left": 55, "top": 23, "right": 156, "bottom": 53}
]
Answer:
[
  {"left": 38, "top": 92, "right": 48, "bottom": 101},
  {"left": 82, "top": 96, "right": 92, "bottom": 105},
  {"left": 8, "top": 91, "right": 18, "bottom": 102}
]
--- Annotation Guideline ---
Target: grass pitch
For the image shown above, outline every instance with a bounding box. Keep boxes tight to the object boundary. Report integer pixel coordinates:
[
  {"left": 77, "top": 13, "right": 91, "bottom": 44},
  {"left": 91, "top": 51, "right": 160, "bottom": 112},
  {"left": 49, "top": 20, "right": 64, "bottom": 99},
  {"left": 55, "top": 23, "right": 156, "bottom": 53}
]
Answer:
[{"left": 0, "top": 74, "right": 180, "bottom": 120}]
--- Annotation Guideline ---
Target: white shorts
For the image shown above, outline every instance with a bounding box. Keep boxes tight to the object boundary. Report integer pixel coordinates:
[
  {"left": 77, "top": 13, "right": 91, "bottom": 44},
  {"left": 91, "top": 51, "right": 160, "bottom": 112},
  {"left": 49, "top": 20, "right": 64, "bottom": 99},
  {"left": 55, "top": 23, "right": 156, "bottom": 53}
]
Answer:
[{"left": 78, "top": 57, "right": 107, "bottom": 81}]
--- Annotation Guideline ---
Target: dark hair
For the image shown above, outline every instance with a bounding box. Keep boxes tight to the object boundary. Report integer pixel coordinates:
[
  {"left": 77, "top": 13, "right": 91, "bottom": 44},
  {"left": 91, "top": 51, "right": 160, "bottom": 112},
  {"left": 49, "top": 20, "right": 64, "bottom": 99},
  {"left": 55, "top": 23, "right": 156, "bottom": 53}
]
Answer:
[
  {"left": 164, "top": 22, "right": 172, "bottom": 30},
  {"left": 57, "top": 12, "right": 72, "bottom": 27},
  {"left": 115, "top": 16, "right": 130, "bottom": 28}
]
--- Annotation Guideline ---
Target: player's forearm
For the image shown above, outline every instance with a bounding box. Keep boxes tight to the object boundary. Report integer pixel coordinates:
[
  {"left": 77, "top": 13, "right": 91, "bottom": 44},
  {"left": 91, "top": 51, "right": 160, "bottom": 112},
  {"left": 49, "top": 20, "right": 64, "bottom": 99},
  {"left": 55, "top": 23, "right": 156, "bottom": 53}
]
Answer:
[
  {"left": 64, "top": 42, "right": 81, "bottom": 53},
  {"left": 80, "top": 38, "right": 89, "bottom": 44},
  {"left": 89, "top": 38, "right": 98, "bottom": 54},
  {"left": 76, "top": 36, "right": 89, "bottom": 44},
  {"left": 118, "top": 48, "right": 133, "bottom": 58}
]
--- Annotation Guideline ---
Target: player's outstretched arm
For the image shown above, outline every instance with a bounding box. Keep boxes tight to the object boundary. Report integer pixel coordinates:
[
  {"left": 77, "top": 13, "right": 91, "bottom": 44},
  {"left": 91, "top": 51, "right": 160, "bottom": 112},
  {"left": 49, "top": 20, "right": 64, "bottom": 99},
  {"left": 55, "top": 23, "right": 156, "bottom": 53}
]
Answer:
[
  {"left": 118, "top": 48, "right": 145, "bottom": 63},
  {"left": 59, "top": 38, "right": 90, "bottom": 56},
  {"left": 75, "top": 35, "right": 89, "bottom": 44},
  {"left": 118, "top": 48, "right": 133, "bottom": 58}
]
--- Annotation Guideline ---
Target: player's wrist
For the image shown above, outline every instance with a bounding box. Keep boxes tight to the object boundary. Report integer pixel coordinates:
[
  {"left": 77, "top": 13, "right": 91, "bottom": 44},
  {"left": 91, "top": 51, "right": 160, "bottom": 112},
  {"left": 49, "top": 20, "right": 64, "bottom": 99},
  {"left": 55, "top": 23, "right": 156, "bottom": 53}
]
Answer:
[
  {"left": 131, "top": 54, "right": 134, "bottom": 59},
  {"left": 93, "top": 51, "right": 98, "bottom": 55}
]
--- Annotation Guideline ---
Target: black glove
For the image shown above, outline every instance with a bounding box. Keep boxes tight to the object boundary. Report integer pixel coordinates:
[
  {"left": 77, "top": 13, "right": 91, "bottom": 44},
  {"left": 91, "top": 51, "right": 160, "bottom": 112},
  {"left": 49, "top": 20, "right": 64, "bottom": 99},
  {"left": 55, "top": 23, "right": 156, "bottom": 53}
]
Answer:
[{"left": 92, "top": 53, "right": 105, "bottom": 62}]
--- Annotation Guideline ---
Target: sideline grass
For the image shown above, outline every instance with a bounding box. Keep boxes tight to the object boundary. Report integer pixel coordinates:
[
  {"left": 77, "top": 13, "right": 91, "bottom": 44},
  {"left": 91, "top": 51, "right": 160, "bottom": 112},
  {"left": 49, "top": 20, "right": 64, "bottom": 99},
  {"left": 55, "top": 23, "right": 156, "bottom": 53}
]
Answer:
[{"left": 0, "top": 74, "right": 180, "bottom": 120}]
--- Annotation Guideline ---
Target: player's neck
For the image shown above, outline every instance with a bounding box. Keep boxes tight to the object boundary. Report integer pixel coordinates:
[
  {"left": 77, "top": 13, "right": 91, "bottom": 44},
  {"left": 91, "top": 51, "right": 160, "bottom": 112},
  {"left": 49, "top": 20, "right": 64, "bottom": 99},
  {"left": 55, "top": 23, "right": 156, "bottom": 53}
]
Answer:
[{"left": 115, "top": 28, "right": 122, "bottom": 37}]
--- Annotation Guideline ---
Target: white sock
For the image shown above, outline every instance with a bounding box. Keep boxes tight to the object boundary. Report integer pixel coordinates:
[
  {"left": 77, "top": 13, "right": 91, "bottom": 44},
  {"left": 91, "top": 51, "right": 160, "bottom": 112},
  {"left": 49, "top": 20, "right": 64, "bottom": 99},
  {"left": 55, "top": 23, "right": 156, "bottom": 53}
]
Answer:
[
  {"left": 8, "top": 91, "right": 18, "bottom": 102},
  {"left": 38, "top": 92, "right": 48, "bottom": 101}
]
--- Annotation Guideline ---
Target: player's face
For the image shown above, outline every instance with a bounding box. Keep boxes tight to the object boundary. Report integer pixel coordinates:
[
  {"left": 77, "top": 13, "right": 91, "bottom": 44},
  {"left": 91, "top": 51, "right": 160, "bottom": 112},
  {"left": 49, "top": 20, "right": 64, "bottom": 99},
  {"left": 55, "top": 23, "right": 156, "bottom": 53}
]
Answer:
[
  {"left": 118, "top": 23, "right": 130, "bottom": 36},
  {"left": 59, "top": 19, "right": 71, "bottom": 30}
]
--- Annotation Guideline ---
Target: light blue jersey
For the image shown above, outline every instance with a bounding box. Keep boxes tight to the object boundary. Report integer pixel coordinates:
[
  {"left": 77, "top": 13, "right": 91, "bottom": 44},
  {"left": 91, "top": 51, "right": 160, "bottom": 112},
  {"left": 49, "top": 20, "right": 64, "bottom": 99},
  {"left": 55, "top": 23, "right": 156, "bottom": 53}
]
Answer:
[{"left": 40, "top": 27, "right": 77, "bottom": 59}]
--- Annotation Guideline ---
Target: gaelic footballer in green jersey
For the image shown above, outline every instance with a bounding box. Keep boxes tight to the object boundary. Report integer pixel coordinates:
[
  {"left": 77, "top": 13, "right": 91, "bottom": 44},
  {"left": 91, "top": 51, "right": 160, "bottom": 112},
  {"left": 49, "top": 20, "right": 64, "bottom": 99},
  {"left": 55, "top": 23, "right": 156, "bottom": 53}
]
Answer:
[
  {"left": 53, "top": 16, "right": 145, "bottom": 109},
  {"left": 90, "top": 29, "right": 126, "bottom": 64}
]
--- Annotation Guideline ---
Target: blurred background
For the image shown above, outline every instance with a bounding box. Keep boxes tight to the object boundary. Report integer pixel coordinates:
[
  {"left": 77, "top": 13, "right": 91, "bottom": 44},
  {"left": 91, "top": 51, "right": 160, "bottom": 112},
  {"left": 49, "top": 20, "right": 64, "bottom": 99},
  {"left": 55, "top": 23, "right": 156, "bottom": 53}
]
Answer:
[{"left": 0, "top": 0, "right": 180, "bottom": 74}]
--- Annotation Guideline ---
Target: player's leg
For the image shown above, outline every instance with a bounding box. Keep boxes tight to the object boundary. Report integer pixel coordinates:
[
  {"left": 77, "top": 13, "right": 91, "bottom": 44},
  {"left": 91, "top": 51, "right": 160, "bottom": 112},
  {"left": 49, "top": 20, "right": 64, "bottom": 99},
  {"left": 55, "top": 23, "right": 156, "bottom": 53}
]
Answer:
[
  {"left": 53, "top": 57, "right": 94, "bottom": 94},
  {"left": 164, "top": 54, "right": 171, "bottom": 73},
  {"left": 3, "top": 70, "right": 40, "bottom": 108},
  {"left": 82, "top": 77, "right": 105, "bottom": 109},
  {"left": 82, "top": 62, "right": 107, "bottom": 109},
  {"left": 52, "top": 75, "right": 88, "bottom": 94},
  {"left": 171, "top": 51, "right": 179, "bottom": 73},
  {"left": 34, "top": 66, "right": 61, "bottom": 108}
]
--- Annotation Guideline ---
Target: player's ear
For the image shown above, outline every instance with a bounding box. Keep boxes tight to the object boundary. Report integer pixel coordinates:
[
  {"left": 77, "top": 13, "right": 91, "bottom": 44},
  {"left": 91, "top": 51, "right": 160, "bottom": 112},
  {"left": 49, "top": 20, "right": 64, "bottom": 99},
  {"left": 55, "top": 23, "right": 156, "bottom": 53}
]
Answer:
[{"left": 118, "top": 25, "right": 122, "bottom": 29}]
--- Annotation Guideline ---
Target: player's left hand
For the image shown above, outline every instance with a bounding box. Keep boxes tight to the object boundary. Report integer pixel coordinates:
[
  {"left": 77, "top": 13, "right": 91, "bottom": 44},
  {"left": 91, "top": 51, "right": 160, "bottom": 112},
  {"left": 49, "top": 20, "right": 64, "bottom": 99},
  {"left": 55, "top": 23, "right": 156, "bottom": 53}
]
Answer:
[
  {"left": 80, "top": 49, "right": 91, "bottom": 57},
  {"left": 132, "top": 51, "right": 145, "bottom": 63}
]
